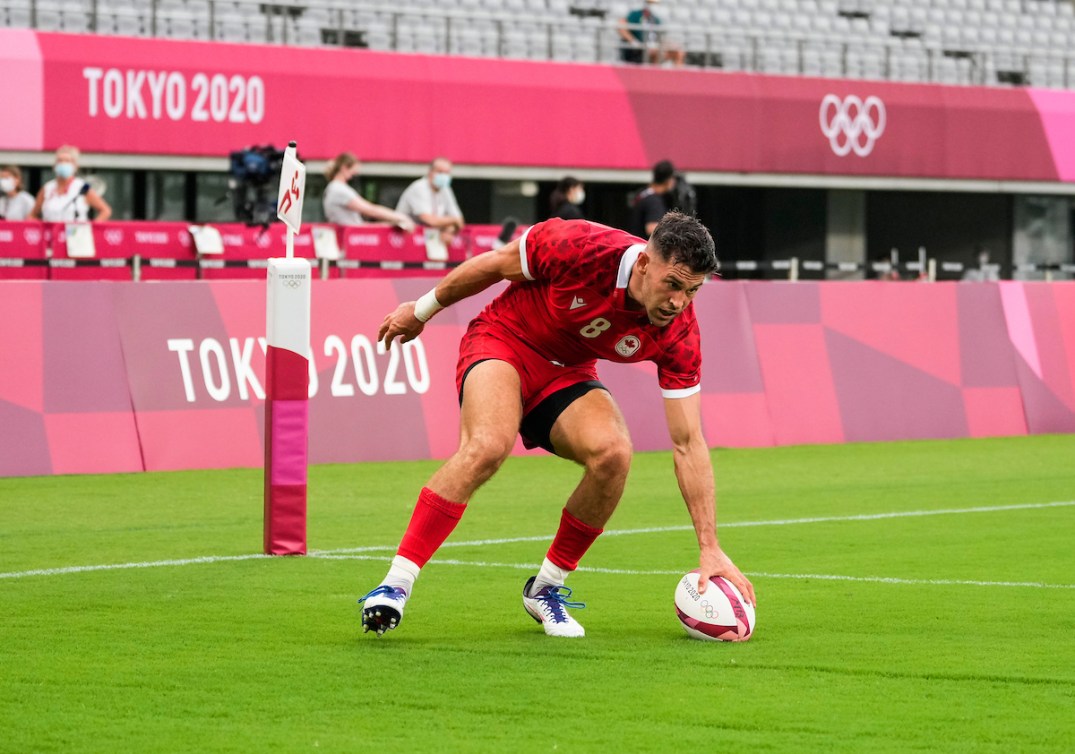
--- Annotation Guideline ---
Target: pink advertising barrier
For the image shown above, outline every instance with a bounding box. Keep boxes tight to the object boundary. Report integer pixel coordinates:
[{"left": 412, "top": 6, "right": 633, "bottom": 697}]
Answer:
[
  {"left": 1, "top": 280, "right": 1073, "bottom": 477},
  {"left": 336, "top": 226, "right": 467, "bottom": 278},
  {"left": 3, "top": 27, "right": 1075, "bottom": 183},
  {"left": 0, "top": 222, "right": 48, "bottom": 280},
  {"left": 0, "top": 221, "right": 507, "bottom": 281}
]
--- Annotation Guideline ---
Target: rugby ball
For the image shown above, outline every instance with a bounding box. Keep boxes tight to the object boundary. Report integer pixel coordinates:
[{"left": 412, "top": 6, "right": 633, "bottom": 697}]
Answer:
[{"left": 674, "top": 570, "right": 755, "bottom": 642}]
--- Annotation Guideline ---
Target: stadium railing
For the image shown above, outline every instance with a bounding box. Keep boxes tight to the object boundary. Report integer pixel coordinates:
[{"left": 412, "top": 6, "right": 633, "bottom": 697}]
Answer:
[
  {"left": 2, "top": 220, "right": 1071, "bottom": 282},
  {"left": 0, "top": 221, "right": 513, "bottom": 281},
  {"left": 3, "top": 0, "right": 1072, "bottom": 89}
]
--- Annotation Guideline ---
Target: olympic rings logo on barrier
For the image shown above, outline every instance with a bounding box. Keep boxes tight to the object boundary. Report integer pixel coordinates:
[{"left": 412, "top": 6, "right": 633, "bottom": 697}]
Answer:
[{"left": 819, "top": 94, "right": 886, "bottom": 157}]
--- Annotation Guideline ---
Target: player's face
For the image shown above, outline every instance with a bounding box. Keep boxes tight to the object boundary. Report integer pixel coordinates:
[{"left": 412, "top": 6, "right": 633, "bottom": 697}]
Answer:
[{"left": 637, "top": 251, "right": 706, "bottom": 326}]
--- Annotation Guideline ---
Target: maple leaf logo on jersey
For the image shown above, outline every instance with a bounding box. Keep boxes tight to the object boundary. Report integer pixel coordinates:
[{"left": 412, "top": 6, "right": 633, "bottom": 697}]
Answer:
[{"left": 615, "top": 335, "right": 641, "bottom": 357}]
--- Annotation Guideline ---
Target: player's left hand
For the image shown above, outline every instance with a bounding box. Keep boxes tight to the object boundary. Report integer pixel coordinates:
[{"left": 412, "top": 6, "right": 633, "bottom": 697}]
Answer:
[
  {"left": 697, "top": 547, "right": 755, "bottom": 606},
  {"left": 378, "top": 302, "right": 425, "bottom": 348}
]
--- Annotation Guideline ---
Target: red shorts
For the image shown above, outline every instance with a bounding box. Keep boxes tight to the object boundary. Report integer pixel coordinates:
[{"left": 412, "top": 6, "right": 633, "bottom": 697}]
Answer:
[{"left": 455, "top": 321, "right": 603, "bottom": 451}]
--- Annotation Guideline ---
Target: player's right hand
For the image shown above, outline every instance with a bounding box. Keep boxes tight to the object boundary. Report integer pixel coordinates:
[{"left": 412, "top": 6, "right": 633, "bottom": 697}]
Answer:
[
  {"left": 697, "top": 547, "right": 755, "bottom": 607},
  {"left": 378, "top": 302, "right": 425, "bottom": 348}
]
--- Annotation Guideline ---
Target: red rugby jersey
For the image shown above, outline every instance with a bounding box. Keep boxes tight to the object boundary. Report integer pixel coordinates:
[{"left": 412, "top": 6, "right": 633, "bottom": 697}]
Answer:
[{"left": 472, "top": 218, "right": 703, "bottom": 397}]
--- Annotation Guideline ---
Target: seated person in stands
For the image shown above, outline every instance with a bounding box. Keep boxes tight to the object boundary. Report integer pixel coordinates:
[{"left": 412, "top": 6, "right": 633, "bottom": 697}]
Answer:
[
  {"left": 0, "top": 166, "right": 35, "bottom": 221},
  {"left": 30, "top": 145, "right": 111, "bottom": 223},
  {"left": 322, "top": 152, "right": 414, "bottom": 231},
  {"left": 618, "top": 0, "right": 684, "bottom": 66},
  {"left": 396, "top": 157, "right": 465, "bottom": 247}
]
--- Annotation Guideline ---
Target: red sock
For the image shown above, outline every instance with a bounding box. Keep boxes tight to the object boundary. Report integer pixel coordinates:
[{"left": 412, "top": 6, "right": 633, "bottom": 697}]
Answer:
[
  {"left": 397, "top": 487, "right": 467, "bottom": 567},
  {"left": 546, "top": 508, "right": 604, "bottom": 571}
]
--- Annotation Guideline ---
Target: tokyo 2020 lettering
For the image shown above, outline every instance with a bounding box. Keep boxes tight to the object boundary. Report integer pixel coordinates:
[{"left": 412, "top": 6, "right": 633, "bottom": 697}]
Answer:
[
  {"left": 82, "top": 67, "right": 265, "bottom": 124},
  {"left": 166, "top": 334, "right": 429, "bottom": 403}
]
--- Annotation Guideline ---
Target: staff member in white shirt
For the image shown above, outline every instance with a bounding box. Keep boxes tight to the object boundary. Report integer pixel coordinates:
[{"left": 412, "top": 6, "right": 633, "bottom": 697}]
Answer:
[
  {"left": 30, "top": 145, "right": 111, "bottom": 223},
  {"left": 322, "top": 152, "right": 414, "bottom": 231},
  {"left": 396, "top": 157, "right": 465, "bottom": 247}
]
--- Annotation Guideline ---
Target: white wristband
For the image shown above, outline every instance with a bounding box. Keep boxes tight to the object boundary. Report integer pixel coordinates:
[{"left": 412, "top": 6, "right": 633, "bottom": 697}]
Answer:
[{"left": 414, "top": 289, "right": 444, "bottom": 323}]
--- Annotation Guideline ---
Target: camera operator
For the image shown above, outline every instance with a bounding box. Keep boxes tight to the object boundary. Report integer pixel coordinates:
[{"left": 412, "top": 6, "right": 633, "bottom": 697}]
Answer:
[{"left": 228, "top": 145, "right": 284, "bottom": 226}]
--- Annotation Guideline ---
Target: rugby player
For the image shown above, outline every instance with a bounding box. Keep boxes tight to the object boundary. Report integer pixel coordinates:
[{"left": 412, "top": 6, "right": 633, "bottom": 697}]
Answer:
[{"left": 360, "top": 211, "right": 754, "bottom": 638}]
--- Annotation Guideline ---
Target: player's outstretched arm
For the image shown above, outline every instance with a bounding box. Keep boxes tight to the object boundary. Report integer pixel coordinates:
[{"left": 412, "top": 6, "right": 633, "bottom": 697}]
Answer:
[
  {"left": 378, "top": 238, "right": 527, "bottom": 348},
  {"left": 663, "top": 392, "right": 756, "bottom": 605}
]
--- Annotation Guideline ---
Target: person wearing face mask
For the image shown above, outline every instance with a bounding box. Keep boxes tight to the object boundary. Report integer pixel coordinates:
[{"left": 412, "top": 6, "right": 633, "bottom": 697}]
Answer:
[
  {"left": 549, "top": 176, "right": 586, "bottom": 221},
  {"left": 618, "top": 0, "right": 685, "bottom": 67},
  {"left": 395, "top": 157, "right": 465, "bottom": 247},
  {"left": 0, "top": 166, "right": 34, "bottom": 221},
  {"left": 30, "top": 145, "right": 112, "bottom": 223},
  {"left": 322, "top": 152, "right": 415, "bottom": 231}
]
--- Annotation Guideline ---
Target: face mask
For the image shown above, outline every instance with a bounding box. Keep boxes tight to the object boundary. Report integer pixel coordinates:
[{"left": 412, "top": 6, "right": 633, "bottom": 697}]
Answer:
[
  {"left": 432, "top": 173, "right": 451, "bottom": 190},
  {"left": 55, "top": 163, "right": 75, "bottom": 179},
  {"left": 0, "top": 178, "right": 15, "bottom": 194},
  {"left": 572, "top": 189, "right": 586, "bottom": 205}
]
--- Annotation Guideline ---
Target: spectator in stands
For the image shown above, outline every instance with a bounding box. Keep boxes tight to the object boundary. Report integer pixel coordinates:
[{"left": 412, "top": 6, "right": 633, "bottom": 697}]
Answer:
[
  {"left": 549, "top": 176, "right": 586, "bottom": 220},
  {"left": 618, "top": 0, "right": 684, "bottom": 67},
  {"left": 322, "top": 152, "right": 415, "bottom": 231},
  {"left": 396, "top": 158, "right": 465, "bottom": 247},
  {"left": 30, "top": 145, "right": 111, "bottom": 223},
  {"left": 629, "top": 159, "right": 677, "bottom": 238},
  {"left": 962, "top": 247, "right": 1000, "bottom": 282},
  {"left": 0, "top": 166, "right": 34, "bottom": 221}
]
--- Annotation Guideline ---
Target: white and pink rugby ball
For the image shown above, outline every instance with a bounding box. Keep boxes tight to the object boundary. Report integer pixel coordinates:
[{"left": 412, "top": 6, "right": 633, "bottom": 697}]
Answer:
[{"left": 674, "top": 570, "right": 756, "bottom": 642}]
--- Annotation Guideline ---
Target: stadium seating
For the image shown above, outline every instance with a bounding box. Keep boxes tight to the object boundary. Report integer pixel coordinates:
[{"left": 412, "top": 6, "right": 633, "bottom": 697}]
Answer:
[{"left": 2, "top": 0, "right": 1073, "bottom": 88}]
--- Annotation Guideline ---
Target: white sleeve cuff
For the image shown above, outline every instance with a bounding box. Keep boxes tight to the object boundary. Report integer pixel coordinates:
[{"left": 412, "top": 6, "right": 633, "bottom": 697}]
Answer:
[
  {"left": 661, "top": 384, "right": 701, "bottom": 399},
  {"left": 519, "top": 225, "right": 534, "bottom": 281}
]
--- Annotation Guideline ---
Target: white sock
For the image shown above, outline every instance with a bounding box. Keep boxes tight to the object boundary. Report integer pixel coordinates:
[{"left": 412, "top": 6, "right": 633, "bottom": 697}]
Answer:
[
  {"left": 382, "top": 555, "right": 420, "bottom": 596},
  {"left": 530, "top": 557, "right": 571, "bottom": 596}
]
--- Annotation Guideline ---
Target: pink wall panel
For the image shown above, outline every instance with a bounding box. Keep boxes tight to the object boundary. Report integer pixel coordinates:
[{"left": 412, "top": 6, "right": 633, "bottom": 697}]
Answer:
[
  {"left": 751, "top": 324, "right": 845, "bottom": 445},
  {"left": 0, "top": 284, "right": 43, "bottom": 413},
  {"left": 1024, "top": 285, "right": 1075, "bottom": 413},
  {"left": 0, "top": 29, "right": 44, "bottom": 151},
  {"left": 700, "top": 393, "right": 775, "bottom": 448},
  {"left": 2, "top": 27, "right": 1072, "bottom": 183},
  {"left": 820, "top": 283, "right": 961, "bottom": 386},
  {"left": 962, "top": 387, "right": 1028, "bottom": 439},
  {"left": 1, "top": 280, "right": 1073, "bottom": 477},
  {"left": 44, "top": 412, "right": 142, "bottom": 475},
  {"left": 136, "top": 409, "right": 262, "bottom": 472}
]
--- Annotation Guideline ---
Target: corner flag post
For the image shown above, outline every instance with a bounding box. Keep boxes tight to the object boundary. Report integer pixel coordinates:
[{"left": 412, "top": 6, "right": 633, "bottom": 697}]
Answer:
[{"left": 264, "top": 141, "right": 310, "bottom": 555}]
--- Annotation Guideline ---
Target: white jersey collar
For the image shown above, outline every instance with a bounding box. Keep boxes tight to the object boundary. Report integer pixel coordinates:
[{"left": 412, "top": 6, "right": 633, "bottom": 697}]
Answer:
[{"left": 617, "top": 244, "right": 646, "bottom": 289}]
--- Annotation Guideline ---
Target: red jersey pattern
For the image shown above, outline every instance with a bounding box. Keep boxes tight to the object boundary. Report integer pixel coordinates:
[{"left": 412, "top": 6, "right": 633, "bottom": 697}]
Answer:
[{"left": 468, "top": 218, "right": 702, "bottom": 398}]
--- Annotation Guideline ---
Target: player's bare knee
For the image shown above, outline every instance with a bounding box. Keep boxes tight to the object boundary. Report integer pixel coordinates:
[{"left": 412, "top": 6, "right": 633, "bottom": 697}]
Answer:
[
  {"left": 585, "top": 435, "right": 633, "bottom": 482},
  {"left": 459, "top": 431, "right": 514, "bottom": 478}
]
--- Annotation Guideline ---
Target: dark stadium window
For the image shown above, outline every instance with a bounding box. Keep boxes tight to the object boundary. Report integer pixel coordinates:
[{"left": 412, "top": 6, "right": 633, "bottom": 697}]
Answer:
[{"left": 144, "top": 172, "right": 188, "bottom": 221}]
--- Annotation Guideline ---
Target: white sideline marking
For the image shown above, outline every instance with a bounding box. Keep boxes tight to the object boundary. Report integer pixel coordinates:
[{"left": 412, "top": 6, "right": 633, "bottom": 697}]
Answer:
[
  {"left": 315, "top": 554, "right": 1075, "bottom": 590},
  {"left": 314, "top": 500, "right": 1075, "bottom": 555},
  {"left": 1, "top": 500, "right": 1071, "bottom": 582},
  {"left": 0, "top": 554, "right": 272, "bottom": 580}
]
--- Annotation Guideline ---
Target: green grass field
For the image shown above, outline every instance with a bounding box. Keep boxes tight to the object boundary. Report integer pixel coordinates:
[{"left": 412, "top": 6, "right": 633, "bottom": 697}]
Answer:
[{"left": 2, "top": 436, "right": 1074, "bottom": 752}]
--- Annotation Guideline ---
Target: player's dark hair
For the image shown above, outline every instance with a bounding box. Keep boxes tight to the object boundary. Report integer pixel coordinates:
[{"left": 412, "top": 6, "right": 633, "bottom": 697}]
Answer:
[
  {"left": 652, "top": 159, "right": 676, "bottom": 185},
  {"left": 649, "top": 211, "right": 719, "bottom": 275}
]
